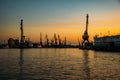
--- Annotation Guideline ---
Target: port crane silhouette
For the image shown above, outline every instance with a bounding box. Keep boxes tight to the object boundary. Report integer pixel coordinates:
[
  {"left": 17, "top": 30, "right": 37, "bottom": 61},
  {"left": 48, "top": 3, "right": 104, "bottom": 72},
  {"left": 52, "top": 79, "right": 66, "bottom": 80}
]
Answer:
[{"left": 82, "top": 14, "right": 90, "bottom": 46}]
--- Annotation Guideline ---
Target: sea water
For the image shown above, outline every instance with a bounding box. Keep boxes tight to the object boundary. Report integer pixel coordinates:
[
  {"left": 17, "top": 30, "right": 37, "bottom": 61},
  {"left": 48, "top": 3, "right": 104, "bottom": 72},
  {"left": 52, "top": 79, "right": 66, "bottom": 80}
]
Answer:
[{"left": 0, "top": 48, "right": 120, "bottom": 80}]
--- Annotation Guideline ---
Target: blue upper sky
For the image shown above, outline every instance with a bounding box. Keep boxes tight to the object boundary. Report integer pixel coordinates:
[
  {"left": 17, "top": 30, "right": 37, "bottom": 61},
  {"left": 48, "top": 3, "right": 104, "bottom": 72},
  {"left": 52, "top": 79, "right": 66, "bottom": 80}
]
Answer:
[{"left": 0, "top": 0, "right": 119, "bottom": 25}]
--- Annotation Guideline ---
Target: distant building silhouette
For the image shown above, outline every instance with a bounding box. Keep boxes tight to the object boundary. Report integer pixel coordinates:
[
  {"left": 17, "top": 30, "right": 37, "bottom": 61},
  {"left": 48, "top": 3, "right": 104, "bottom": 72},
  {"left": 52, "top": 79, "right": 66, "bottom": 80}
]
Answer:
[
  {"left": 8, "top": 38, "right": 19, "bottom": 48},
  {"left": 8, "top": 38, "right": 15, "bottom": 48}
]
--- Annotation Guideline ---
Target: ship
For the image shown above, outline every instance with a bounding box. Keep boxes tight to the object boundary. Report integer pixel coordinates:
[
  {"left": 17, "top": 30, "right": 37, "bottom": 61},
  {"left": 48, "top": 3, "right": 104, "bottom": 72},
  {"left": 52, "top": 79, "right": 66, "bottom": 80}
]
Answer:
[{"left": 94, "top": 35, "right": 120, "bottom": 51}]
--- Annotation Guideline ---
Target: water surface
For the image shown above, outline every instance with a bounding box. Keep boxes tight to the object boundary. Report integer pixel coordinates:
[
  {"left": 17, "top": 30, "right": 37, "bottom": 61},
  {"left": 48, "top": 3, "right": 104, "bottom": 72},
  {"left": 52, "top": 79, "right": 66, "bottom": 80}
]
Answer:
[{"left": 0, "top": 48, "right": 120, "bottom": 80}]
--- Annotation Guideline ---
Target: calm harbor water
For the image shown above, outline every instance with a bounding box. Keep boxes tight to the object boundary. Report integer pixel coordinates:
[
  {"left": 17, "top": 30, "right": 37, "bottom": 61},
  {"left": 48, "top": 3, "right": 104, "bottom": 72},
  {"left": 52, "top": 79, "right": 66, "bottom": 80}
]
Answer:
[{"left": 0, "top": 48, "right": 120, "bottom": 80}]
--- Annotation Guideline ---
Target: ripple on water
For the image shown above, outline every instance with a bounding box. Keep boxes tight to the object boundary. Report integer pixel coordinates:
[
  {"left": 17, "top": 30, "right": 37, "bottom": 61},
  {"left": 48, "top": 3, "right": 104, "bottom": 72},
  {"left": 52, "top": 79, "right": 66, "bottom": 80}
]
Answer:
[{"left": 0, "top": 49, "right": 120, "bottom": 80}]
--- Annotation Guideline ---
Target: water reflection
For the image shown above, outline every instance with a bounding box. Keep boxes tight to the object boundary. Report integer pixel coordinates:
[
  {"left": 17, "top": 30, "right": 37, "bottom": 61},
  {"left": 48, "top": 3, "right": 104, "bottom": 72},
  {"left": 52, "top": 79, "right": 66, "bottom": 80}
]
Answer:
[
  {"left": 82, "top": 50, "right": 90, "bottom": 80},
  {"left": 0, "top": 49, "right": 119, "bottom": 80},
  {"left": 18, "top": 49, "right": 24, "bottom": 80}
]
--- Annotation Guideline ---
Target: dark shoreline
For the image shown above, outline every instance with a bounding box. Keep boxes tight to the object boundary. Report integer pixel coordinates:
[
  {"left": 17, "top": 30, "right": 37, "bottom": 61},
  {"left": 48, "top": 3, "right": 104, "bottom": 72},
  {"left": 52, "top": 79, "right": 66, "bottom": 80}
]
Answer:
[{"left": 0, "top": 47, "right": 120, "bottom": 52}]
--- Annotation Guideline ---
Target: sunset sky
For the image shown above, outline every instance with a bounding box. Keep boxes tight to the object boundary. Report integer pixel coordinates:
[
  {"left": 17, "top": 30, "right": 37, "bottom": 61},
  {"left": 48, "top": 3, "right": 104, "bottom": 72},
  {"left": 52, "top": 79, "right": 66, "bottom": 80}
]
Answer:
[{"left": 0, "top": 0, "right": 120, "bottom": 44}]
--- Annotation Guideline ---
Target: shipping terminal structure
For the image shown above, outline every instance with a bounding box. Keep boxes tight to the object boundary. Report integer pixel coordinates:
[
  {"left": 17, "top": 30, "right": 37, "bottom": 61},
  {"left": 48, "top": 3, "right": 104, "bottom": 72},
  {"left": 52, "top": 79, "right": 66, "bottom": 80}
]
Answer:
[
  {"left": 7, "top": 19, "right": 75, "bottom": 48},
  {"left": 1, "top": 14, "right": 120, "bottom": 51},
  {"left": 79, "top": 14, "right": 93, "bottom": 49},
  {"left": 94, "top": 35, "right": 120, "bottom": 51},
  {"left": 79, "top": 14, "right": 120, "bottom": 51}
]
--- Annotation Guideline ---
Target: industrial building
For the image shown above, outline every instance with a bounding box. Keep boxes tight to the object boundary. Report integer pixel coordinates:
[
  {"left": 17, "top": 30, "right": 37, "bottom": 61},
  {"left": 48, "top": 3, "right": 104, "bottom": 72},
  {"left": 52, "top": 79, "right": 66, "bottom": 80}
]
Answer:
[{"left": 94, "top": 35, "right": 120, "bottom": 51}]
